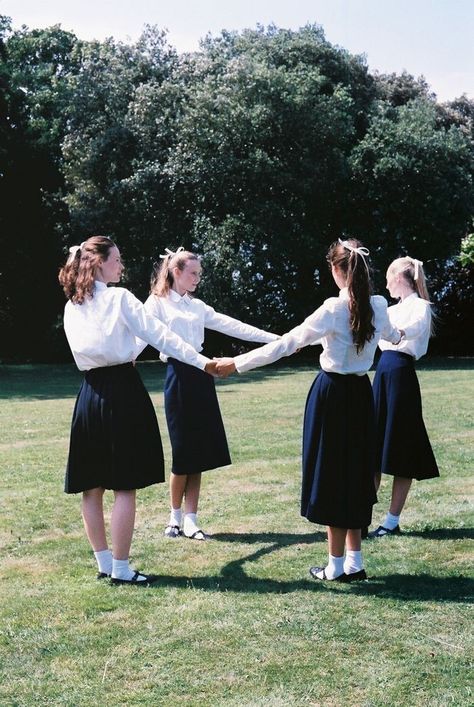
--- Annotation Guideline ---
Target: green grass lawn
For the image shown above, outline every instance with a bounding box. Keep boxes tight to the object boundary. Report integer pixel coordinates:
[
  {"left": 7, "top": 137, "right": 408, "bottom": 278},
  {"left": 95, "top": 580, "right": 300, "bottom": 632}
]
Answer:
[{"left": 0, "top": 359, "right": 472, "bottom": 706}]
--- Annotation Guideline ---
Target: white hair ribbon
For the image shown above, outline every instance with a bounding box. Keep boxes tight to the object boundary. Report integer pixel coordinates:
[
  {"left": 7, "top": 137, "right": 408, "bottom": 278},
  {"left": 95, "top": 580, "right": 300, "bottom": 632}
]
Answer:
[
  {"left": 338, "top": 239, "right": 370, "bottom": 272},
  {"left": 67, "top": 242, "right": 86, "bottom": 262},
  {"left": 159, "top": 246, "right": 185, "bottom": 260},
  {"left": 411, "top": 258, "right": 423, "bottom": 281}
]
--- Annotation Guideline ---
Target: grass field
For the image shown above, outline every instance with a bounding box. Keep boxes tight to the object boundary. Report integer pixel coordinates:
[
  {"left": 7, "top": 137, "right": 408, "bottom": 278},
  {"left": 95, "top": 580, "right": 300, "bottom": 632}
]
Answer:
[{"left": 0, "top": 359, "right": 472, "bottom": 706}]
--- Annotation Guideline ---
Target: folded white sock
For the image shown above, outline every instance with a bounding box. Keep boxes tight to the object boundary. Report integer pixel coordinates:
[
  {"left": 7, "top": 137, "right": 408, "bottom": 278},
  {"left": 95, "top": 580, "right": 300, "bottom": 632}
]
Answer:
[
  {"left": 383, "top": 512, "right": 400, "bottom": 530},
  {"left": 169, "top": 507, "right": 182, "bottom": 528},
  {"left": 183, "top": 513, "right": 199, "bottom": 536},
  {"left": 112, "top": 558, "right": 146, "bottom": 581},
  {"left": 315, "top": 554, "right": 344, "bottom": 580},
  {"left": 94, "top": 549, "right": 112, "bottom": 575},
  {"left": 344, "top": 550, "right": 363, "bottom": 575}
]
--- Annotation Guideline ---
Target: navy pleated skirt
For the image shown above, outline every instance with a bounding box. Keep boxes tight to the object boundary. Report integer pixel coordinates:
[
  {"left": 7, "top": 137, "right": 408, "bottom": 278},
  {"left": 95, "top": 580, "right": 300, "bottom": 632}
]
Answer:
[
  {"left": 373, "top": 351, "right": 439, "bottom": 480},
  {"left": 65, "top": 363, "right": 165, "bottom": 493},
  {"left": 301, "top": 370, "right": 377, "bottom": 529},
  {"left": 164, "top": 359, "right": 231, "bottom": 475}
]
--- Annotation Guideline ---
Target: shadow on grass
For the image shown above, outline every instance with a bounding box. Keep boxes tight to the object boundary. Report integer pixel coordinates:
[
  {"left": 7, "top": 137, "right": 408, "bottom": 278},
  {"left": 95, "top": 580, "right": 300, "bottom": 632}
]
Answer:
[
  {"left": 139, "top": 530, "right": 473, "bottom": 602},
  {"left": 403, "top": 527, "right": 474, "bottom": 540}
]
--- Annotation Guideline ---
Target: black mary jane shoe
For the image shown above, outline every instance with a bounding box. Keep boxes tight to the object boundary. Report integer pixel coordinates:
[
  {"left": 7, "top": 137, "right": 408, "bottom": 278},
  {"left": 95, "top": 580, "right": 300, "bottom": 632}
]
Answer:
[
  {"left": 340, "top": 569, "right": 368, "bottom": 582},
  {"left": 110, "top": 571, "right": 158, "bottom": 587},
  {"left": 309, "top": 566, "right": 347, "bottom": 582},
  {"left": 367, "top": 525, "right": 401, "bottom": 539},
  {"left": 96, "top": 572, "right": 111, "bottom": 580}
]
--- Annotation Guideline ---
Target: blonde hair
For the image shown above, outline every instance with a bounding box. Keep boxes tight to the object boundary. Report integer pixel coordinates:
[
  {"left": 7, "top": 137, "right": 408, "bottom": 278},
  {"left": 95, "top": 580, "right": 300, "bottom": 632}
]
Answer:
[
  {"left": 150, "top": 249, "right": 200, "bottom": 297},
  {"left": 388, "top": 257, "right": 430, "bottom": 301},
  {"left": 388, "top": 256, "right": 435, "bottom": 335}
]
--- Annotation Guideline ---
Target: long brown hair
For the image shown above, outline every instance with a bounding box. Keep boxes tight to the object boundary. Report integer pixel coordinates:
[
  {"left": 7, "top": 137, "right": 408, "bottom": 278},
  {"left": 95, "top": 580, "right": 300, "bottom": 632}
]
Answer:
[
  {"left": 59, "top": 236, "right": 116, "bottom": 304},
  {"left": 150, "top": 248, "right": 200, "bottom": 297},
  {"left": 327, "top": 239, "right": 375, "bottom": 353}
]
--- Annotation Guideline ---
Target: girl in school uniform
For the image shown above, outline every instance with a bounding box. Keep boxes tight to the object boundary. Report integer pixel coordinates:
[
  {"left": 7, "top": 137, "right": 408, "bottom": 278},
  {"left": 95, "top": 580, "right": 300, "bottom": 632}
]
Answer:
[
  {"left": 59, "top": 236, "right": 217, "bottom": 585},
  {"left": 142, "top": 247, "right": 279, "bottom": 541},
  {"left": 368, "top": 257, "right": 439, "bottom": 538},
  {"left": 215, "top": 239, "right": 403, "bottom": 581}
]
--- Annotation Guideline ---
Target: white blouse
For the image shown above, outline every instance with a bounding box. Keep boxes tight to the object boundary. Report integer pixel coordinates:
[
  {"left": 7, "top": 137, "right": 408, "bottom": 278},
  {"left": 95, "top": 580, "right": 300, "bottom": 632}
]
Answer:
[
  {"left": 378, "top": 292, "right": 432, "bottom": 360},
  {"left": 234, "top": 288, "right": 401, "bottom": 375},
  {"left": 64, "top": 281, "right": 210, "bottom": 371},
  {"left": 143, "top": 289, "right": 279, "bottom": 361}
]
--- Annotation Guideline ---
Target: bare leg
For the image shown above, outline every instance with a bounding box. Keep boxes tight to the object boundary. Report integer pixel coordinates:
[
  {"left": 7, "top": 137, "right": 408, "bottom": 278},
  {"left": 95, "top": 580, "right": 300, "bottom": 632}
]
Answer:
[
  {"left": 183, "top": 473, "right": 202, "bottom": 514},
  {"left": 327, "top": 526, "right": 347, "bottom": 557},
  {"left": 389, "top": 477, "right": 413, "bottom": 516},
  {"left": 82, "top": 488, "right": 107, "bottom": 551},
  {"left": 346, "top": 528, "right": 362, "bottom": 552},
  {"left": 110, "top": 489, "right": 136, "bottom": 560},
  {"left": 170, "top": 473, "right": 187, "bottom": 509}
]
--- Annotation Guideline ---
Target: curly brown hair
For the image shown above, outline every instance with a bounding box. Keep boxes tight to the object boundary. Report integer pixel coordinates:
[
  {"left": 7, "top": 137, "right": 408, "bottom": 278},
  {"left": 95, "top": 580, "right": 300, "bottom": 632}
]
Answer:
[
  {"left": 59, "top": 236, "right": 116, "bottom": 304},
  {"left": 327, "top": 239, "right": 375, "bottom": 353}
]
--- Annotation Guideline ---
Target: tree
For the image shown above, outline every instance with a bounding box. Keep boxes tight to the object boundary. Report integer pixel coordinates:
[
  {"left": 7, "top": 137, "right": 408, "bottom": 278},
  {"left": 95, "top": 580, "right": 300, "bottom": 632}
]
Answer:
[{"left": 349, "top": 99, "right": 474, "bottom": 288}]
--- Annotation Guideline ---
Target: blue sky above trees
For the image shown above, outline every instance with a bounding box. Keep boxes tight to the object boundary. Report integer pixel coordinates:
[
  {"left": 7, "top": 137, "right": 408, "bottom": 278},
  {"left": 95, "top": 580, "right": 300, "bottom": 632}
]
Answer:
[{"left": 2, "top": 0, "right": 473, "bottom": 102}]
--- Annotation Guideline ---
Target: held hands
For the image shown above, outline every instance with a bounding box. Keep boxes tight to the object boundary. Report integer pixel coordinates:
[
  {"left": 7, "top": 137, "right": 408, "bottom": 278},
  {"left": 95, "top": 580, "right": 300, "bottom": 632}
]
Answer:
[
  {"left": 204, "top": 358, "right": 236, "bottom": 378},
  {"left": 204, "top": 361, "right": 218, "bottom": 376},
  {"left": 214, "top": 357, "right": 237, "bottom": 378}
]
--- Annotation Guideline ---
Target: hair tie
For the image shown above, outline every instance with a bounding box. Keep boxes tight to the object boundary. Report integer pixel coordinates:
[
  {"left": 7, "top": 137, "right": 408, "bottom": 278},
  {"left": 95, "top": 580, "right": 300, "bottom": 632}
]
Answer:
[
  {"left": 338, "top": 239, "right": 370, "bottom": 273},
  {"left": 411, "top": 258, "right": 423, "bottom": 281},
  {"left": 159, "top": 246, "right": 184, "bottom": 260}
]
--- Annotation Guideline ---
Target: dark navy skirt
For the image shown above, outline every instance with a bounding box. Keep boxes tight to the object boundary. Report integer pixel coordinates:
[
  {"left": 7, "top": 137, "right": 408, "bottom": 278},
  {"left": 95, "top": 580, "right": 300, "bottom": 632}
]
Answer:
[
  {"left": 373, "top": 351, "right": 439, "bottom": 480},
  {"left": 301, "top": 370, "right": 377, "bottom": 529},
  {"left": 65, "top": 363, "right": 165, "bottom": 493},
  {"left": 164, "top": 359, "right": 231, "bottom": 475}
]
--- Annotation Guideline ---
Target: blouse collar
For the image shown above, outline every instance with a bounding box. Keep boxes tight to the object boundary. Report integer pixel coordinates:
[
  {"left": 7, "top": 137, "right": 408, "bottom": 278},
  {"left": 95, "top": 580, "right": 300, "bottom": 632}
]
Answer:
[
  {"left": 339, "top": 287, "right": 350, "bottom": 300},
  {"left": 169, "top": 288, "right": 191, "bottom": 304},
  {"left": 94, "top": 280, "right": 108, "bottom": 291}
]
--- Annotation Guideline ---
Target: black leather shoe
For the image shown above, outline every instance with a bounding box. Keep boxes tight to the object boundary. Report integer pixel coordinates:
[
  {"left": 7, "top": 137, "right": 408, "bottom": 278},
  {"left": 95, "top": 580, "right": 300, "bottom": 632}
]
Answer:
[
  {"left": 110, "top": 571, "right": 158, "bottom": 586},
  {"left": 368, "top": 525, "right": 401, "bottom": 538},
  {"left": 339, "top": 569, "right": 368, "bottom": 582},
  {"left": 96, "top": 572, "right": 111, "bottom": 580},
  {"left": 309, "top": 566, "right": 347, "bottom": 582}
]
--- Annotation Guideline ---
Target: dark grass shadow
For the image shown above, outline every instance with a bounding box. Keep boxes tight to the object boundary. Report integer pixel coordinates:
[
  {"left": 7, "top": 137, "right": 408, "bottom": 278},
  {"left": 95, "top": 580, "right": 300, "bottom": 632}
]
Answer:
[
  {"left": 402, "top": 527, "right": 474, "bottom": 541},
  {"left": 138, "top": 530, "right": 473, "bottom": 602}
]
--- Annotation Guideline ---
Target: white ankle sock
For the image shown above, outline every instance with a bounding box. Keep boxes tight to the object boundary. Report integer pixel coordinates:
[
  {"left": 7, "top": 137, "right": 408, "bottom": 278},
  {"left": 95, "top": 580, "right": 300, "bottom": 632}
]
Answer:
[
  {"left": 316, "top": 554, "right": 344, "bottom": 580},
  {"left": 94, "top": 549, "right": 112, "bottom": 574},
  {"left": 183, "top": 513, "right": 199, "bottom": 536},
  {"left": 344, "top": 550, "right": 363, "bottom": 575},
  {"left": 383, "top": 512, "right": 400, "bottom": 530},
  {"left": 112, "top": 558, "right": 146, "bottom": 582},
  {"left": 169, "top": 507, "right": 182, "bottom": 528}
]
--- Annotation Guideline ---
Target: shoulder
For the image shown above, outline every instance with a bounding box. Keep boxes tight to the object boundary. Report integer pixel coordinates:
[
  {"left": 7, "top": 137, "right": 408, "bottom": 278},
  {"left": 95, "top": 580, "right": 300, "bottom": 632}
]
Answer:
[
  {"left": 322, "top": 296, "right": 342, "bottom": 313},
  {"left": 371, "top": 295, "right": 389, "bottom": 312}
]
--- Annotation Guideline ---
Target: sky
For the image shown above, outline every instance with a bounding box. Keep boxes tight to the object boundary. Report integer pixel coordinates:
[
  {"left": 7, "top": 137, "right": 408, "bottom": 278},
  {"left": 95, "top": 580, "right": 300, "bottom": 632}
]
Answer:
[{"left": 1, "top": 0, "right": 472, "bottom": 102}]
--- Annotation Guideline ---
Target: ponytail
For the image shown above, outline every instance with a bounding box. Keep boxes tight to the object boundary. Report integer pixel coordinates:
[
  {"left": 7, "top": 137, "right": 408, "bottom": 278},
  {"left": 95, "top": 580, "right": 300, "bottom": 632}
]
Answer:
[
  {"left": 150, "top": 247, "right": 200, "bottom": 297},
  {"left": 327, "top": 239, "right": 375, "bottom": 353}
]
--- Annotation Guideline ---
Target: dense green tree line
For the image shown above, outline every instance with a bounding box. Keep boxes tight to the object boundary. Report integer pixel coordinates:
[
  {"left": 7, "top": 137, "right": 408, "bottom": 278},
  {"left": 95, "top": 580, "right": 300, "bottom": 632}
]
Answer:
[{"left": 1, "top": 18, "right": 473, "bottom": 360}]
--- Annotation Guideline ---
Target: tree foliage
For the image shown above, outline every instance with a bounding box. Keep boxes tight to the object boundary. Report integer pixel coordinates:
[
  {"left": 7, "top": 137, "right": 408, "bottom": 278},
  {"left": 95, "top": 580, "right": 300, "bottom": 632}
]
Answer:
[{"left": 1, "top": 18, "right": 473, "bottom": 359}]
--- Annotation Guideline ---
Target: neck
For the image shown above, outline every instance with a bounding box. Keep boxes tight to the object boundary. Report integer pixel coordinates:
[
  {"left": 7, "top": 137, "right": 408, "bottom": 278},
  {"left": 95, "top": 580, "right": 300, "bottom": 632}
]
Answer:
[{"left": 172, "top": 284, "right": 187, "bottom": 297}]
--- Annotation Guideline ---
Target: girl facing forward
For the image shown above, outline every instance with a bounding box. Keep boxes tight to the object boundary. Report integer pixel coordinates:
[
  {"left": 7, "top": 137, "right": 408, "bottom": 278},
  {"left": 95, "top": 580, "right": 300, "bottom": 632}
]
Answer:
[
  {"left": 368, "top": 257, "right": 439, "bottom": 538},
  {"left": 143, "top": 247, "right": 279, "bottom": 541},
  {"left": 59, "top": 236, "right": 216, "bottom": 585},
  {"left": 216, "top": 239, "right": 403, "bottom": 581}
]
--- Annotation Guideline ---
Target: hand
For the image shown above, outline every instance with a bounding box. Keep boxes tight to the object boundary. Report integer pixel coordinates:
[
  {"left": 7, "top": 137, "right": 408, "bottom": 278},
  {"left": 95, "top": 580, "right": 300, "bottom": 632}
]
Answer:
[
  {"left": 214, "top": 357, "right": 237, "bottom": 378},
  {"left": 204, "top": 360, "right": 218, "bottom": 377}
]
